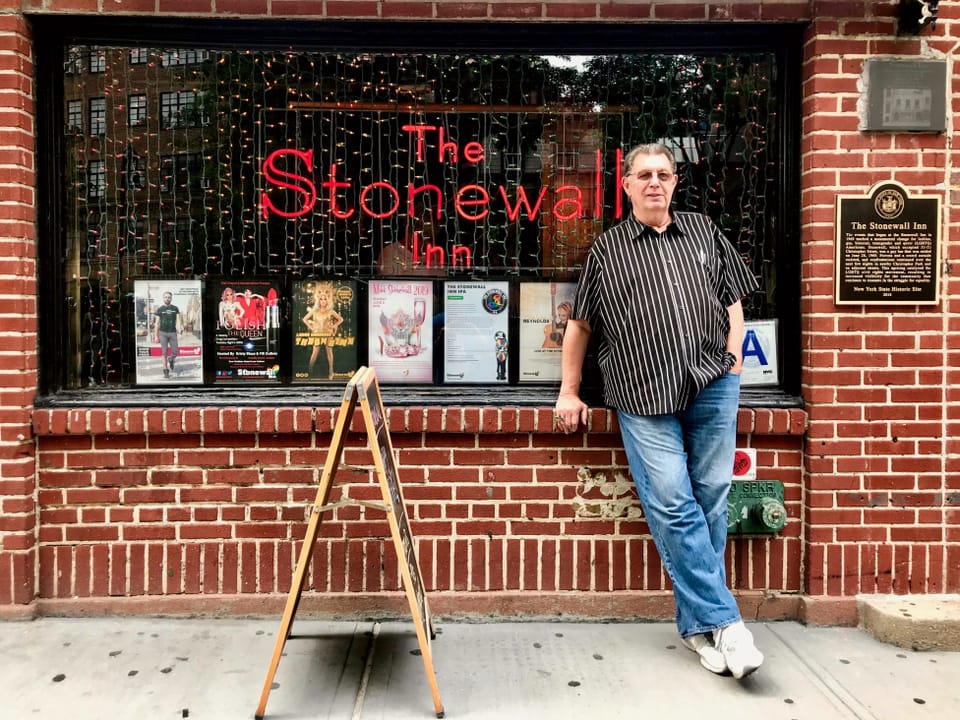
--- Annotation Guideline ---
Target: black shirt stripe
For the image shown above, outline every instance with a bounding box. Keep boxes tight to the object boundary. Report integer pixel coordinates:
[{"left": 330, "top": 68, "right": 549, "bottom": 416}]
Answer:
[{"left": 572, "top": 212, "right": 759, "bottom": 415}]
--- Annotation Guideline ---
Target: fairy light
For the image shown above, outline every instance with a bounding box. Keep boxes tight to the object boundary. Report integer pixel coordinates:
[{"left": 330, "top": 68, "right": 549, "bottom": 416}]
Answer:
[{"left": 63, "top": 45, "right": 776, "bottom": 386}]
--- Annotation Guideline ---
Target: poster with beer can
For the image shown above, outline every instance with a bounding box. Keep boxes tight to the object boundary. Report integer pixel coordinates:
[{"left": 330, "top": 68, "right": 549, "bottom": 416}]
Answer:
[
  {"left": 443, "top": 281, "right": 510, "bottom": 383},
  {"left": 210, "top": 277, "right": 282, "bottom": 383}
]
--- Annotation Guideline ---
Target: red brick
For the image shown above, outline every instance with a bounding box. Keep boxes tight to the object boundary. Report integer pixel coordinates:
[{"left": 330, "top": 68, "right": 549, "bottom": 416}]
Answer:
[
  {"left": 323, "top": 1, "right": 374, "bottom": 16},
  {"left": 181, "top": 524, "right": 232, "bottom": 540},
  {"left": 218, "top": 0, "right": 269, "bottom": 13},
  {"left": 490, "top": 3, "right": 543, "bottom": 19},
  {"left": 545, "top": 3, "right": 596, "bottom": 19},
  {"left": 203, "top": 542, "right": 220, "bottom": 593},
  {"left": 600, "top": 3, "right": 653, "bottom": 19},
  {"left": 124, "top": 525, "right": 177, "bottom": 541},
  {"left": 156, "top": 0, "right": 212, "bottom": 11}
]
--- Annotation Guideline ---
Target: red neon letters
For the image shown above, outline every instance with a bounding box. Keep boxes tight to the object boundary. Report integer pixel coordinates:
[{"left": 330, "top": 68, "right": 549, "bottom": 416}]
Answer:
[{"left": 260, "top": 125, "right": 623, "bottom": 224}]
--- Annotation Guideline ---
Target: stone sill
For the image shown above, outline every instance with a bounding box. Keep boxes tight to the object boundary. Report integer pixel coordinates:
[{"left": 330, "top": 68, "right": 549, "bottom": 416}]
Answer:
[{"left": 33, "top": 400, "right": 806, "bottom": 437}]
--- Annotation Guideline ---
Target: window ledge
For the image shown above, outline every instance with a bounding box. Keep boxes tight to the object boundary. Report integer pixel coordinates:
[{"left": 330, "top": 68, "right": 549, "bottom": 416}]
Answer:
[{"left": 33, "top": 388, "right": 805, "bottom": 437}]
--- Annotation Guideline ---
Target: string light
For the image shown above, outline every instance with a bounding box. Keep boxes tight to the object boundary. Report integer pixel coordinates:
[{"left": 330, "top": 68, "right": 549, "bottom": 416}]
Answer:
[{"left": 64, "top": 46, "right": 776, "bottom": 387}]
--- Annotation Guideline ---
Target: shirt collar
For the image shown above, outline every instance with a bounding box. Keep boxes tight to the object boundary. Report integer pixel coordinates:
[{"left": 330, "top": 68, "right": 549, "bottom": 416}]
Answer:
[{"left": 624, "top": 212, "right": 682, "bottom": 238}]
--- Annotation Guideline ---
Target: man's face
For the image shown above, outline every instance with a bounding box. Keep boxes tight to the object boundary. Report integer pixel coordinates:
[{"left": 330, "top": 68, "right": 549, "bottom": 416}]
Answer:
[
  {"left": 622, "top": 152, "right": 678, "bottom": 221},
  {"left": 163, "top": 293, "right": 173, "bottom": 305}
]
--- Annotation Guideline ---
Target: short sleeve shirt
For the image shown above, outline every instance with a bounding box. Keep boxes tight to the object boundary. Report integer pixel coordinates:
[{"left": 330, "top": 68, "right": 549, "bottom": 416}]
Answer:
[
  {"left": 156, "top": 304, "right": 180, "bottom": 333},
  {"left": 571, "top": 212, "right": 759, "bottom": 415}
]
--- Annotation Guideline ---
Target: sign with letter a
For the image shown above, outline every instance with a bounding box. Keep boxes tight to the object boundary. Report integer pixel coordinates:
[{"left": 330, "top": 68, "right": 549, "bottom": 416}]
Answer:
[{"left": 740, "top": 319, "right": 779, "bottom": 387}]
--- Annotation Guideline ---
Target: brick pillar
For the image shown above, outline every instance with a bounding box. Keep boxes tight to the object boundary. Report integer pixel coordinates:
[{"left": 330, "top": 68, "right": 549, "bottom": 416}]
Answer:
[
  {"left": 800, "top": 6, "right": 958, "bottom": 622},
  {"left": 0, "top": 10, "right": 37, "bottom": 613}
]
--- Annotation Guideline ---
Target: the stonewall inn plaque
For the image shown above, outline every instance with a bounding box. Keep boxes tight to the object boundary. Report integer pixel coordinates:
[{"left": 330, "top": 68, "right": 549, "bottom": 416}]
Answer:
[{"left": 835, "top": 180, "right": 941, "bottom": 305}]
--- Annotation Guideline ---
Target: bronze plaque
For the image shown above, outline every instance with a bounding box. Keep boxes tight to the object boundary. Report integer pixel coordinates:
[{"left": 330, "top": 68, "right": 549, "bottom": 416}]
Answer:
[{"left": 835, "top": 181, "right": 941, "bottom": 305}]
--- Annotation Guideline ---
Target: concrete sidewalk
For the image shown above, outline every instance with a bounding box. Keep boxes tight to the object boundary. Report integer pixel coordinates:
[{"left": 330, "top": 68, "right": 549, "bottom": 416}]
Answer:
[{"left": 1, "top": 616, "right": 957, "bottom": 720}]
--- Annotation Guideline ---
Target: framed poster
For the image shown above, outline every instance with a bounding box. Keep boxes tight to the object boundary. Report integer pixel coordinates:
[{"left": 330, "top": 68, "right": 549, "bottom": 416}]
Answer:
[
  {"left": 292, "top": 279, "right": 359, "bottom": 383},
  {"left": 134, "top": 279, "right": 203, "bottom": 385},
  {"left": 518, "top": 281, "right": 575, "bottom": 383},
  {"left": 367, "top": 279, "right": 434, "bottom": 383},
  {"left": 209, "top": 277, "right": 282, "bottom": 383},
  {"left": 443, "top": 281, "right": 510, "bottom": 383}
]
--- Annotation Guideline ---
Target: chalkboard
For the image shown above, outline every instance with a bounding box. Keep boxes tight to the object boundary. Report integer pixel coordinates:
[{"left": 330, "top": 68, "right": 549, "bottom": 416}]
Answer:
[
  {"left": 256, "top": 366, "right": 444, "bottom": 719},
  {"left": 356, "top": 368, "right": 436, "bottom": 661}
]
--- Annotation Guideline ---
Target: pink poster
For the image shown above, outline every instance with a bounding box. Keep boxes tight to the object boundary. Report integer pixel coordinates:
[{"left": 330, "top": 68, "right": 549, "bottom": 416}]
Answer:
[{"left": 367, "top": 279, "right": 434, "bottom": 383}]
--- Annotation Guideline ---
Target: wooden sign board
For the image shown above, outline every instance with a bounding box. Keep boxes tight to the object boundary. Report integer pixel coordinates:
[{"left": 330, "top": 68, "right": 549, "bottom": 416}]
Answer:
[
  {"left": 356, "top": 369, "right": 436, "bottom": 664},
  {"left": 255, "top": 366, "right": 444, "bottom": 719}
]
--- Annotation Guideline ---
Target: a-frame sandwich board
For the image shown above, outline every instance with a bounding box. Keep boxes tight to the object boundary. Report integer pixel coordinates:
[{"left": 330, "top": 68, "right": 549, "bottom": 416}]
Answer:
[{"left": 255, "top": 366, "right": 444, "bottom": 719}]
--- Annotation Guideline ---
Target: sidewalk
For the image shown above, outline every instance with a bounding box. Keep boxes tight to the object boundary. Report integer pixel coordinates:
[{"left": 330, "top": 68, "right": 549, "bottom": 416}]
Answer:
[{"left": 1, "top": 616, "right": 957, "bottom": 719}]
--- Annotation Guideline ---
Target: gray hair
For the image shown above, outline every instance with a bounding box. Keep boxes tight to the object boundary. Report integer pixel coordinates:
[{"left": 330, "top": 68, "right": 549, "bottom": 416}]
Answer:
[{"left": 623, "top": 143, "right": 676, "bottom": 175}]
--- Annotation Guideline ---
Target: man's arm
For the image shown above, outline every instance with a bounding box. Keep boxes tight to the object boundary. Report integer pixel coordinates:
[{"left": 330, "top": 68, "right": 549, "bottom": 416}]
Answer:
[
  {"left": 726, "top": 299, "right": 745, "bottom": 374},
  {"left": 554, "top": 318, "right": 591, "bottom": 433}
]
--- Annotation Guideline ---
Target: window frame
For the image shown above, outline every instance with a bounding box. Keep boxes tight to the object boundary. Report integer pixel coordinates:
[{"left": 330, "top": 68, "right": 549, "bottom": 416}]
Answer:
[
  {"left": 87, "top": 46, "right": 105, "bottom": 73},
  {"left": 88, "top": 96, "right": 106, "bottom": 136},
  {"left": 127, "top": 93, "right": 147, "bottom": 127},
  {"left": 159, "top": 90, "right": 208, "bottom": 130},
  {"left": 33, "top": 15, "right": 804, "bottom": 408},
  {"left": 86, "top": 159, "right": 105, "bottom": 201},
  {"left": 66, "top": 98, "right": 83, "bottom": 133}
]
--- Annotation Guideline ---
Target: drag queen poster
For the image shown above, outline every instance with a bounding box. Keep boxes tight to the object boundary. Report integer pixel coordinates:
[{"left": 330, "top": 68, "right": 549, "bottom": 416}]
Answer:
[
  {"left": 209, "top": 277, "right": 282, "bottom": 383},
  {"left": 291, "top": 279, "right": 358, "bottom": 383}
]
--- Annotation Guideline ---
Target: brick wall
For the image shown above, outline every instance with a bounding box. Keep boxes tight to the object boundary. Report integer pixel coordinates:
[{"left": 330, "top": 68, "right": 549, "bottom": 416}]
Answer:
[
  {"left": 19, "top": 0, "right": 812, "bottom": 22},
  {"left": 0, "top": 8, "right": 36, "bottom": 610},
  {"left": 2, "top": 1, "right": 958, "bottom": 620},
  {"left": 29, "top": 406, "right": 804, "bottom": 618},
  {"left": 800, "top": 4, "right": 960, "bottom": 605}
]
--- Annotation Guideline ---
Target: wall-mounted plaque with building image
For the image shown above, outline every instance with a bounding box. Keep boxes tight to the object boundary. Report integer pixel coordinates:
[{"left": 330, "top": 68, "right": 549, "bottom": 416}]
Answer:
[
  {"left": 861, "top": 59, "right": 946, "bottom": 133},
  {"left": 834, "top": 180, "right": 941, "bottom": 305}
]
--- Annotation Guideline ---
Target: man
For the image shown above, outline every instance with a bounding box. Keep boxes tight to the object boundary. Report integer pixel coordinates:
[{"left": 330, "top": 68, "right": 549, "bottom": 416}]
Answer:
[
  {"left": 154, "top": 291, "right": 182, "bottom": 379},
  {"left": 554, "top": 143, "right": 763, "bottom": 679}
]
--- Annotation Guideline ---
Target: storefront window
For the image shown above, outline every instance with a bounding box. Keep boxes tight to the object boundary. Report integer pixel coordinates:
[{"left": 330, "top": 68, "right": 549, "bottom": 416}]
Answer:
[{"left": 52, "top": 36, "right": 793, "bottom": 396}]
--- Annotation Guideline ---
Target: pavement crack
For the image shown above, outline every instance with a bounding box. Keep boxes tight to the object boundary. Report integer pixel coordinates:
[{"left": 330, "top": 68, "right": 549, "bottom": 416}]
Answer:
[
  {"left": 765, "top": 625, "right": 878, "bottom": 720},
  {"left": 351, "top": 621, "right": 381, "bottom": 720}
]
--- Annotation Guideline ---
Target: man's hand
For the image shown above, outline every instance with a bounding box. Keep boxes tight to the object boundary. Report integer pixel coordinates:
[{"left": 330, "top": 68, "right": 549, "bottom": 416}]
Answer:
[{"left": 554, "top": 392, "right": 588, "bottom": 434}]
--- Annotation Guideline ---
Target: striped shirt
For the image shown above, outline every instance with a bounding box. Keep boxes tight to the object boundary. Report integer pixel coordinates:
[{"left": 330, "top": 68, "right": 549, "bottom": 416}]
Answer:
[{"left": 571, "top": 212, "right": 758, "bottom": 415}]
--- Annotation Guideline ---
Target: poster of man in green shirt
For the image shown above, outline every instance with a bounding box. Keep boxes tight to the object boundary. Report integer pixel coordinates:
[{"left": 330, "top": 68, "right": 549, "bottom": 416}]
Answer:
[{"left": 134, "top": 280, "right": 203, "bottom": 384}]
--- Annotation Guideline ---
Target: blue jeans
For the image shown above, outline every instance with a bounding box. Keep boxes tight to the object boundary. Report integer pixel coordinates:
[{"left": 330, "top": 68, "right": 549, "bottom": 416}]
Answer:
[{"left": 617, "top": 373, "right": 742, "bottom": 638}]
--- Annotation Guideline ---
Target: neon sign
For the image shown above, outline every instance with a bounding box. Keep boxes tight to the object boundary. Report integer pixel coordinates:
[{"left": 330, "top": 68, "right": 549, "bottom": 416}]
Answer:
[{"left": 260, "top": 124, "right": 624, "bottom": 225}]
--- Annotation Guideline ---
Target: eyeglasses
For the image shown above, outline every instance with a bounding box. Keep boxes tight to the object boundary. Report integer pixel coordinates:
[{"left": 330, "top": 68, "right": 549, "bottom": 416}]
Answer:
[{"left": 628, "top": 171, "right": 675, "bottom": 184}]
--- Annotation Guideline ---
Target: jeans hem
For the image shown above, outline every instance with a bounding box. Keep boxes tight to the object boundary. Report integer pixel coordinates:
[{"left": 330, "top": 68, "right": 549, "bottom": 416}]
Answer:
[{"left": 682, "top": 618, "right": 741, "bottom": 638}]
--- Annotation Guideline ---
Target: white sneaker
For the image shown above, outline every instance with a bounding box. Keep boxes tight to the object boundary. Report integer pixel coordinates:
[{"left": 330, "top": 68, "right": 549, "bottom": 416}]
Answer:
[
  {"left": 714, "top": 621, "right": 764, "bottom": 679},
  {"left": 681, "top": 632, "right": 728, "bottom": 675}
]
